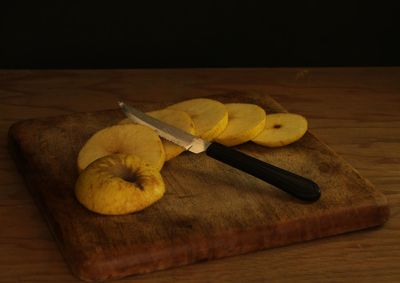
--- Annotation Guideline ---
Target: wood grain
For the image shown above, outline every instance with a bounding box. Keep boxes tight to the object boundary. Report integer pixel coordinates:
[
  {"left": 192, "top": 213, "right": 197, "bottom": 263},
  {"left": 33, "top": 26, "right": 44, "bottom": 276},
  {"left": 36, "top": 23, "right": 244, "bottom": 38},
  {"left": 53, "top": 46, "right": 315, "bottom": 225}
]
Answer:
[{"left": 1, "top": 68, "right": 400, "bottom": 282}]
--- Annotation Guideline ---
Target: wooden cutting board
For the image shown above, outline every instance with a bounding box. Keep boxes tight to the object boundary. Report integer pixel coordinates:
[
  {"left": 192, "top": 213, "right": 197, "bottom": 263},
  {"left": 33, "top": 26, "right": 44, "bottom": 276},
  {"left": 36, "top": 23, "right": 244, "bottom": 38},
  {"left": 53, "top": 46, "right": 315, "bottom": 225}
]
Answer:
[{"left": 8, "top": 93, "right": 389, "bottom": 282}]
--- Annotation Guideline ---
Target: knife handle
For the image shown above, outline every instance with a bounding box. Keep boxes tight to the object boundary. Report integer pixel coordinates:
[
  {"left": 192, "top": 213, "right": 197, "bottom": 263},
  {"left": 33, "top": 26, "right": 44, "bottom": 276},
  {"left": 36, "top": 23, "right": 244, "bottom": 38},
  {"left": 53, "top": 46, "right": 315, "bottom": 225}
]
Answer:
[{"left": 206, "top": 143, "right": 321, "bottom": 201}]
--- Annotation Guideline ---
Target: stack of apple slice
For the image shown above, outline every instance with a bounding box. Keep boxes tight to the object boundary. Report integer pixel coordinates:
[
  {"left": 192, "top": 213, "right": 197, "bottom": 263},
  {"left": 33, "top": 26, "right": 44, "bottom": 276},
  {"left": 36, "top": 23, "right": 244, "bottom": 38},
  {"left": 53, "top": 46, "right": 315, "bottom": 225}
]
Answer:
[{"left": 75, "top": 98, "right": 308, "bottom": 215}]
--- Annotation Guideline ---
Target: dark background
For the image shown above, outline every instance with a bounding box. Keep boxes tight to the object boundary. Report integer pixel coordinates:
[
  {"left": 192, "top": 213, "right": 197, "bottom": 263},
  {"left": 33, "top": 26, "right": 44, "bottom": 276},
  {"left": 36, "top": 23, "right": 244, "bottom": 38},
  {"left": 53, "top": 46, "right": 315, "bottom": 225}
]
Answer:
[{"left": 1, "top": 2, "right": 399, "bottom": 69}]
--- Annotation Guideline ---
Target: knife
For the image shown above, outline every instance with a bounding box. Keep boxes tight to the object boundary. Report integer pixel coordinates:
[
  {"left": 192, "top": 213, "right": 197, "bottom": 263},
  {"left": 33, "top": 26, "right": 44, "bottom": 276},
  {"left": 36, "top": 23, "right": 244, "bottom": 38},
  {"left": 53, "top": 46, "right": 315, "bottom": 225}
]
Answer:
[{"left": 118, "top": 102, "right": 321, "bottom": 201}]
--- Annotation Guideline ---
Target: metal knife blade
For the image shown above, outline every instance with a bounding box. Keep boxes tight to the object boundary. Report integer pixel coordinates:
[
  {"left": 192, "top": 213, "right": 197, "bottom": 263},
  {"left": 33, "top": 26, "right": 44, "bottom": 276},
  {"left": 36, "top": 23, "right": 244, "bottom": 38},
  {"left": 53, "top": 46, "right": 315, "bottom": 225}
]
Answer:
[{"left": 118, "top": 101, "right": 210, "bottom": 154}]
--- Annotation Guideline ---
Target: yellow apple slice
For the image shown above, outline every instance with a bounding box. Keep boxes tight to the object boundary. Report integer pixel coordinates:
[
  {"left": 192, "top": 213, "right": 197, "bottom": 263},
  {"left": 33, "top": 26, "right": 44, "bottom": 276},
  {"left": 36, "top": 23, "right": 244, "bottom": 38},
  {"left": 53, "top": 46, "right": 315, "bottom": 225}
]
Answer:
[
  {"left": 252, "top": 113, "right": 308, "bottom": 147},
  {"left": 167, "top": 98, "right": 228, "bottom": 141},
  {"left": 75, "top": 154, "right": 165, "bottom": 215},
  {"left": 119, "top": 108, "right": 195, "bottom": 161},
  {"left": 215, "top": 103, "right": 266, "bottom": 146},
  {"left": 77, "top": 124, "right": 165, "bottom": 171}
]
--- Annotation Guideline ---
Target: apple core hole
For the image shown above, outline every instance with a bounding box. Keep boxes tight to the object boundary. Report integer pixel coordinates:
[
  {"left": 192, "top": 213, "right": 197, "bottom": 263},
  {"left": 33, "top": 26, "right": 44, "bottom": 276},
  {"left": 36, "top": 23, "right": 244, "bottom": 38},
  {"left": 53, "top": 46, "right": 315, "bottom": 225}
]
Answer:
[{"left": 112, "top": 164, "right": 144, "bottom": 190}]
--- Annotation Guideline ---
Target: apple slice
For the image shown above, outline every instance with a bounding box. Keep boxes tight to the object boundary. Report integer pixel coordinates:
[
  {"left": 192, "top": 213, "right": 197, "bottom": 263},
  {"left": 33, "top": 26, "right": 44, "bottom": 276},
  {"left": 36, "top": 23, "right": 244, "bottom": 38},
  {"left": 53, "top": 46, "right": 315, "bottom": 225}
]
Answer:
[
  {"left": 77, "top": 124, "right": 165, "bottom": 171},
  {"left": 215, "top": 103, "right": 266, "bottom": 146},
  {"left": 75, "top": 154, "right": 165, "bottom": 215},
  {"left": 167, "top": 98, "right": 228, "bottom": 141},
  {"left": 252, "top": 113, "right": 308, "bottom": 147},
  {"left": 119, "top": 108, "right": 195, "bottom": 161}
]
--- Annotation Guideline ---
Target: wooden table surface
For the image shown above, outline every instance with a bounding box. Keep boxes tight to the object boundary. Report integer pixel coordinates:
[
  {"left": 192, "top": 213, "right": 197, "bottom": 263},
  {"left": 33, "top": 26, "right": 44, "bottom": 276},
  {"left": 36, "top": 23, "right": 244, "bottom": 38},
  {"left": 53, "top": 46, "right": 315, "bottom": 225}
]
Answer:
[{"left": 1, "top": 68, "right": 399, "bottom": 282}]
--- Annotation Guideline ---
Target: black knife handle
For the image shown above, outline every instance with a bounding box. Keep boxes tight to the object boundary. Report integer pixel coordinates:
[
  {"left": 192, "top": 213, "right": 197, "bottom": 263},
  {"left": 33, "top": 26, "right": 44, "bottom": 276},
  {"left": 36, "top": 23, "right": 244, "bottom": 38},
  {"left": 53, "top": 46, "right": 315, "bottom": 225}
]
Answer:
[{"left": 206, "top": 143, "right": 321, "bottom": 201}]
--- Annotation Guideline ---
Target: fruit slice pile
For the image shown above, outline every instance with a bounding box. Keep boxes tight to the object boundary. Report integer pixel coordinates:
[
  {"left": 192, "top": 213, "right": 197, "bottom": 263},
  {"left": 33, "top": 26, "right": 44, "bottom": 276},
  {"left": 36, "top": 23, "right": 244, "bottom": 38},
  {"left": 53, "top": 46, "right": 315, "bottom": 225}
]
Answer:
[{"left": 75, "top": 97, "right": 309, "bottom": 215}]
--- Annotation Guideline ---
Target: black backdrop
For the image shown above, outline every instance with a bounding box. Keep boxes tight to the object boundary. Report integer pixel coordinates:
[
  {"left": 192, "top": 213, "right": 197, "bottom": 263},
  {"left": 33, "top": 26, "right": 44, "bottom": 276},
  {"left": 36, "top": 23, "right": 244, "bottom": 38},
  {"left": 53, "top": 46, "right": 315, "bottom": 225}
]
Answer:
[{"left": 1, "top": 2, "right": 399, "bottom": 68}]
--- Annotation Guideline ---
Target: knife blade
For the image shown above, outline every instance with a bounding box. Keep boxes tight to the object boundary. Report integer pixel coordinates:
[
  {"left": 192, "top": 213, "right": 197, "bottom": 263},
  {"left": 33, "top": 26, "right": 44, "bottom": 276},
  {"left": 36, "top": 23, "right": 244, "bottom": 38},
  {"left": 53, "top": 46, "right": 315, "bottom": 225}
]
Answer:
[{"left": 119, "top": 101, "right": 321, "bottom": 201}]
